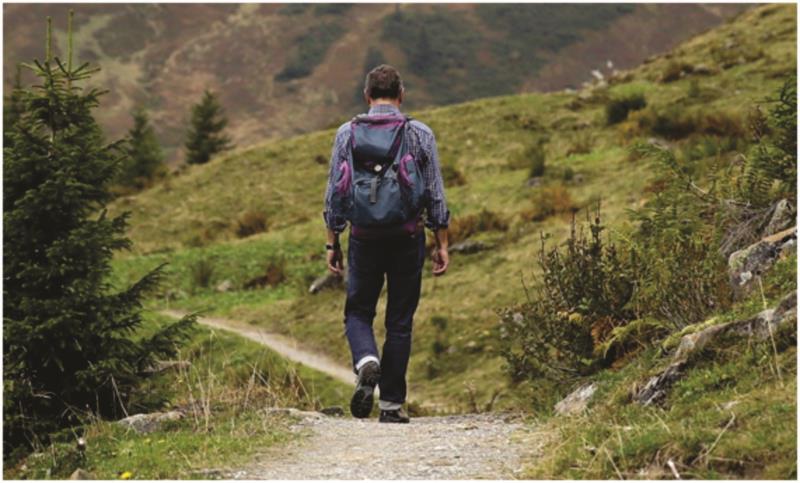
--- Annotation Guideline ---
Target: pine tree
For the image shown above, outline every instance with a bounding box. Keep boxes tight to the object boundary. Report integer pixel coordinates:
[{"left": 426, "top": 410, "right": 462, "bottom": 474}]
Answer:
[
  {"left": 3, "top": 13, "right": 196, "bottom": 455},
  {"left": 184, "top": 89, "right": 232, "bottom": 165},
  {"left": 3, "top": 64, "right": 25, "bottom": 147},
  {"left": 117, "top": 107, "right": 165, "bottom": 189}
]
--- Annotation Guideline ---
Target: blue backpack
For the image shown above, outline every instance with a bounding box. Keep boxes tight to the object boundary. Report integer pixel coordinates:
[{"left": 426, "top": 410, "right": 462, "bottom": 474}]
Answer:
[{"left": 332, "top": 113, "right": 425, "bottom": 228}]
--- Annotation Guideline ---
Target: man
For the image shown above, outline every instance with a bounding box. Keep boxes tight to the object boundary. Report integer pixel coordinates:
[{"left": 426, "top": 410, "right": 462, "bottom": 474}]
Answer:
[{"left": 323, "top": 64, "right": 450, "bottom": 423}]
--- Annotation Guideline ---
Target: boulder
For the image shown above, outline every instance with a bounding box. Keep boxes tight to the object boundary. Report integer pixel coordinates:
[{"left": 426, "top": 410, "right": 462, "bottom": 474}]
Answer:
[
  {"left": 450, "top": 240, "right": 490, "bottom": 255},
  {"left": 142, "top": 359, "right": 191, "bottom": 375},
  {"left": 116, "top": 410, "right": 184, "bottom": 434},
  {"left": 69, "top": 469, "right": 94, "bottom": 480},
  {"left": 309, "top": 271, "right": 346, "bottom": 294},
  {"left": 728, "top": 226, "right": 796, "bottom": 290},
  {"left": 633, "top": 362, "right": 686, "bottom": 406},
  {"left": 215, "top": 279, "right": 233, "bottom": 293},
  {"left": 764, "top": 199, "right": 796, "bottom": 236},
  {"left": 554, "top": 383, "right": 597, "bottom": 415}
]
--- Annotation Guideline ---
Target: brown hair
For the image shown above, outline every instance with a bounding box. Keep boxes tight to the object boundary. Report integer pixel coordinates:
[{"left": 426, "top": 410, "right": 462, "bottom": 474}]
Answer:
[{"left": 364, "top": 64, "right": 403, "bottom": 100}]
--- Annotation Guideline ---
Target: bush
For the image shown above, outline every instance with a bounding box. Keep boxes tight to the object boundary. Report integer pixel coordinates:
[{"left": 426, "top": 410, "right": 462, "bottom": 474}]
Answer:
[
  {"left": 447, "top": 209, "right": 509, "bottom": 244},
  {"left": 605, "top": 92, "right": 647, "bottom": 125},
  {"left": 440, "top": 162, "right": 467, "bottom": 187},
  {"left": 498, "top": 213, "right": 637, "bottom": 382},
  {"left": 660, "top": 60, "right": 693, "bottom": 82},
  {"left": 525, "top": 184, "right": 577, "bottom": 222},
  {"left": 235, "top": 210, "right": 268, "bottom": 238},
  {"left": 244, "top": 260, "right": 287, "bottom": 290},
  {"left": 633, "top": 106, "right": 745, "bottom": 140},
  {"left": 190, "top": 258, "right": 215, "bottom": 291},
  {"left": 565, "top": 131, "right": 594, "bottom": 156}
]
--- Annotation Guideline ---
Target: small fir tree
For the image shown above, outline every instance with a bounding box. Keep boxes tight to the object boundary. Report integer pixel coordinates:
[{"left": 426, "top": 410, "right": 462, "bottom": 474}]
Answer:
[
  {"left": 3, "top": 64, "right": 25, "bottom": 147},
  {"left": 3, "top": 13, "right": 196, "bottom": 455},
  {"left": 118, "top": 107, "right": 165, "bottom": 189},
  {"left": 184, "top": 89, "right": 232, "bottom": 165}
]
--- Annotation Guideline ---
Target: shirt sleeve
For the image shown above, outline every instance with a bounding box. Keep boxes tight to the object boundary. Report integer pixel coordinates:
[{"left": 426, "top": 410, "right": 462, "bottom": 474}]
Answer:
[
  {"left": 421, "top": 132, "right": 451, "bottom": 230},
  {"left": 322, "top": 126, "right": 349, "bottom": 233}
]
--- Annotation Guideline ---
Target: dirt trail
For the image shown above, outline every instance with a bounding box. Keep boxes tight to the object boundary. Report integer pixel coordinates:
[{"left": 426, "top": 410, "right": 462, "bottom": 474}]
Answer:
[
  {"left": 233, "top": 412, "right": 540, "bottom": 479},
  {"left": 160, "top": 309, "right": 356, "bottom": 386}
]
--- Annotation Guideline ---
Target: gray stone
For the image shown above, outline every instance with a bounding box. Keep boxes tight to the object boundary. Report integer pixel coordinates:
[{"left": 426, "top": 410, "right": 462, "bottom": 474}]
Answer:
[
  {"left": 635, "top": 292, "right": 796, "bottom": 406},
  {"left": 450, "top": 240, "right": 490, "bottom": 255},
  {"left": 215, "top": 279, "right": 233, "bottom": 293},
  {"left": 728, "top": 226, "right": 796, "bottom": 289},
  {"left": 69, "top": 469, "right": 94, "bottom": 480},
  {"left": 525, "top": 177, "right": 543, "bottom": 188},
  {"left": 142, "top": 359, "right": 191, "bottom": 375},
  {"left": 309, "top": 272, "right": 346, "bottom": 294},
  {"left": 263, "top": 407, "right": 325, "bottom": 419},
  {"left": 116, "top": 410, "right": 184, "bottom": 434},
  {"left": 764, "top": 199, "right": 796, "bottom": 236},
  {"left": 554, "top": 383, "right": 597, "bottom": 415},
  {"left": 320, "top": 406, "right": 345, "bottom": 417}
]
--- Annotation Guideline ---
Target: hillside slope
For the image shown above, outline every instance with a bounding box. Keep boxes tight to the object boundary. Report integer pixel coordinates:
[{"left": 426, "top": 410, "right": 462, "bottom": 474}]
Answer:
[
  {"left": 107, "top": 4, "right": 796, "bottom": 417},
  {"left": 4, "top": 3, "right": 747, "bottom": 163}
]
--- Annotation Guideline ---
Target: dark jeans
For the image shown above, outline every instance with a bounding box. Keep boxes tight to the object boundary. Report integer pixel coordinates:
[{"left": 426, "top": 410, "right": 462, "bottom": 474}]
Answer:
[{"left": 344, "top": 229, "right": 426, "bottom": 404}]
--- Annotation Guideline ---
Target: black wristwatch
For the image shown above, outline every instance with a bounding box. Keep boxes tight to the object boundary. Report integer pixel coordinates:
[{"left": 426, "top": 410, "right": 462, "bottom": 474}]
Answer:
[{"left": 325, "top": 242, "right": 340, "bottom": 251}]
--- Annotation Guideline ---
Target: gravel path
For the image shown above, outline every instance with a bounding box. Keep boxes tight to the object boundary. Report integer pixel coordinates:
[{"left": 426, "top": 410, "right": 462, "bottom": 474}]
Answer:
[{"left": 231, "top": 412, "right": 537, "bottom": 480}]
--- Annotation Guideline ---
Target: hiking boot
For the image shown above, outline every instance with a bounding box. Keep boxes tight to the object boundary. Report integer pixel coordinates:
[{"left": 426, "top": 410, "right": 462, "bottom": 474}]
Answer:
[
  {"left": 379, "top": 407, "right": 410, "bottom": 424},
  {"left": 350, "top": 361, "right": 380, "bottom": 418}
]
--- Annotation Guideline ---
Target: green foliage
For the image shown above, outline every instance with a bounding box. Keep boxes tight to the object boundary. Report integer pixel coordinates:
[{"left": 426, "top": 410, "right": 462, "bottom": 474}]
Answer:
[
  {"left": 190, "top": 257, "right": 216, "bottom": 291},
  {"left": 116, "top": 107, "right": 165, "bottom": 190},
  {"left": 3, "top": 64, "right": 25, "bottom": 147},
  {"left": 275, "top": 22, "right": 344, "bottom": 81},
  {"left": 526, "top": 184, "right": 577, "bottom": 222},
  {"left": 184, "top": 90, "right": 232, "bottom": 165},
  {"left": 3, "top": 15, "right": 195, "bottom": 455},
  {"left": 447, "top": 208, "right": 508, "bottom": 245},
  {"left": 499, "top": 213, "right": 637, "bottom": 382},
  {"left": 605, "top": 92, "right": 646, "bottom": 125}
]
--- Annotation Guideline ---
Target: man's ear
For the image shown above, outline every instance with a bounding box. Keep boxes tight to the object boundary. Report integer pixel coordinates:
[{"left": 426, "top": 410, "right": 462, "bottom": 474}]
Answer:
[
  {"left": 398, "top": 87, "right": 404, "bottom": 105},
  {"left": 363, "top": 89, "right": 371, "bottom": 106}
]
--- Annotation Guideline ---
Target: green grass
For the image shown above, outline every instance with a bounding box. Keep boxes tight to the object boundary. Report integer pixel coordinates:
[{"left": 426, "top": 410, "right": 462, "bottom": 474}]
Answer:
[{"left": 4, "top": 314, "right": 350, "bottom": 479}]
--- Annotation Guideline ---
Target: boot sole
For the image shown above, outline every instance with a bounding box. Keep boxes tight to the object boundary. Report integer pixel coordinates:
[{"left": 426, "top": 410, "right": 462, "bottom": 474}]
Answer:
[{"left": 350, "top": 384, "right": 375, "bottom": 418}]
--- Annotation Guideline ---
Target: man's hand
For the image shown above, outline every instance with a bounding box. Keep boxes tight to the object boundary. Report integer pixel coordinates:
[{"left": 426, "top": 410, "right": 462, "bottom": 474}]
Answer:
[
  {"left": 327, "top": 247, "right": 344, "bottom": 275},
  {"left": 431, "top": 227, "right": 449, "bottom": 276},
  {"left": 431, "top": 246, "right": 449, "bottom": 276}
]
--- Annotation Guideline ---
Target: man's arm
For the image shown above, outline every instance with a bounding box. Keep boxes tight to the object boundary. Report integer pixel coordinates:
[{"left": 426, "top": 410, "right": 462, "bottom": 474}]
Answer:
[
  {"left": 419, "top": 129, "right": 450, "bottom": 276},
  {"left": 323, "top": 126, "right": 349, "bottom": 275}
]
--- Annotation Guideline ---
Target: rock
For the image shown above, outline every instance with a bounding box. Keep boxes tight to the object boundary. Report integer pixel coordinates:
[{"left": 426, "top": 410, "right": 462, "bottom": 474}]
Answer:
[
  {"left": 764, "top": 199, "right": 796, "bottom": 236},
  {"left": 525, "top": 177, "right": 543, "bottom": 188},
  {"left": 263, "top": 407, "right": 325, "bottom": 419},
  {"left": 692, "top": 63, "right": 716, "bottom": 75},
  {"left": 450, "top": 240, "right": 490, "bottom": 255},
  {"left": 116, "top": 411, "right": 184, "bottom": 434},
  {"left": 215, "top": 279, "right": 233, "bottom": 293},
  {"left": 142, "top": 359, "right": 191, "bottom": 375},
  {"left": 554, "top": 383, "right": 597, "bottom": 415},
  {"left": 320, "top": 406, "right": 345, "bottom": 417},
  {"left": 636, "top": 292, "right": 796, "bottom": 406},
  {"left": 309, "top": 271, "right": 346, "bottom": 294},
  {"left": 69, "top": 469, "right": 94, "bottom": 480},
  {"left": 728, "top": 226, "right": 796, "bottom": 289},
  {"left": 634, "top": 361, "right": 686, "bottom": 406}
]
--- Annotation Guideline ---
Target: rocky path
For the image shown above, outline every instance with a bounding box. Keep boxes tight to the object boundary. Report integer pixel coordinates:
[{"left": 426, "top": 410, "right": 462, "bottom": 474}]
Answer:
[
  {"left": 160, "top": 309, "right": 356, "bottom": 386},
  {"left": 232, "top": 412, "right": 538, "bottom": 480}
]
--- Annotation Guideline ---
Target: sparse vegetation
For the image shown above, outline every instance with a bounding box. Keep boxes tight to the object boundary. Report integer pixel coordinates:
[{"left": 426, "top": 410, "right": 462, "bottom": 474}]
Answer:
[
  {"left": 235, "top": 210, "right": 269, "bottom": 238},
  {"left": 184, "top": 90, "right": 233, "bottom": 165},
  {"left": 605, "top": 92, "right": 647, "bottom": 125}
]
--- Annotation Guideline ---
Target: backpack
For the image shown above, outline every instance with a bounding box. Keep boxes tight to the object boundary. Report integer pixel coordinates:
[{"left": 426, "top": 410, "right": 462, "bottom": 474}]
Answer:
[{"left": 331, "top": 113, "right": 425, "bottom": 228}]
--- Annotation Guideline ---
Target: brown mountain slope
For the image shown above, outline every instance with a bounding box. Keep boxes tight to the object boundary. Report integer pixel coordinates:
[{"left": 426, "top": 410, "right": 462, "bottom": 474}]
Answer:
[{"left": 3, "top": 3, "right": 748, "bottom": 164}]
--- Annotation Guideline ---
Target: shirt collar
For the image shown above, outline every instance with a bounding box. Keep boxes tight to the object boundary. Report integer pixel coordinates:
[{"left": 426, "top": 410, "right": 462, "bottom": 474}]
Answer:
[{"left": 367, "top": 103, "right": 402, "bottom": 116}]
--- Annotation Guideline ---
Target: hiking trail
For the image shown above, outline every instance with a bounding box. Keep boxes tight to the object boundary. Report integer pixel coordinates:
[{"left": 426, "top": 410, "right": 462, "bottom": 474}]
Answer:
[{"left": 160, "top": 309, "right": 544, "bottom": 479}]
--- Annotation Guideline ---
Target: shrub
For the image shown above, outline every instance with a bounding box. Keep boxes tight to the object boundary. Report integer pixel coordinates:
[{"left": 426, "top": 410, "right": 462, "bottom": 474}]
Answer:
[
  {"left": 509, "top": 139, "right": 547, "bottom": 177},
  {"left": 525, "top": 184, "right": 577, "bottom": 222},
  {"left": 440, "top": 162, "right": 467, "bottom": 186},
  {"left": 235, "top": 210, "right": 268, "bottom": 238},
  {"left": 565, "top": 131, "right": 594, "bottom": 156},
  {"left": 447, "top": 209, "right": 509, "bottom": 244},
  {"left": 244, "top": 260, "right": 287, "bottom": 289},
  {"left": 660, "top": 60, "right": 693, "bottom": 82},
  {"left": 498, "top": 213, "right": 637, "bottom": 382},
  {"left": 605, "top": 92, "right": 647, "bottom": 125},
  {"left": 190, "top": 258, "right": 215, "bottom": 291}
]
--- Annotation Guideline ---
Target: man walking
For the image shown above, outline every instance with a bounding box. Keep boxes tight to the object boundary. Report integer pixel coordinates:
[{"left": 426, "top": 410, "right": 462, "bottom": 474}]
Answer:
[{"left": 323, "top": 65, "right": 450, "bottom": 423}]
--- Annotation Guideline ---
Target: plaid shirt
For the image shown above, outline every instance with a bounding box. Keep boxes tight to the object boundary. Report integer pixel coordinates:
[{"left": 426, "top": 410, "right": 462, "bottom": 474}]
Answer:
[{"left": 323, "top": 104, "right": 450, "bottom": 233}]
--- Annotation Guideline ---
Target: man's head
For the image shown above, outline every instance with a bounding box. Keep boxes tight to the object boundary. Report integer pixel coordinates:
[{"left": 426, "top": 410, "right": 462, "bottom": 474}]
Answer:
[{"left": 363, "top": 64, "right": 403, "bottom": 106}]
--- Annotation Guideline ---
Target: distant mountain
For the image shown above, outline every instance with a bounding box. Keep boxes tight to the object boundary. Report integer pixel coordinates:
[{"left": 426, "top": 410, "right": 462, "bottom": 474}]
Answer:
[{"left": 3, "top": 3, "right": 749, "bottom": 164}]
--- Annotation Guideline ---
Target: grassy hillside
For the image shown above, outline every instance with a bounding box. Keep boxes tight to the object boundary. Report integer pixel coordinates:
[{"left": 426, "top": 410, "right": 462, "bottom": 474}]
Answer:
[
  {"left": 4, "top": 4, "right": 745, "bottom": 163},
  {"left": 107, "top": 4, "right": 795, "bottom": 418}
]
